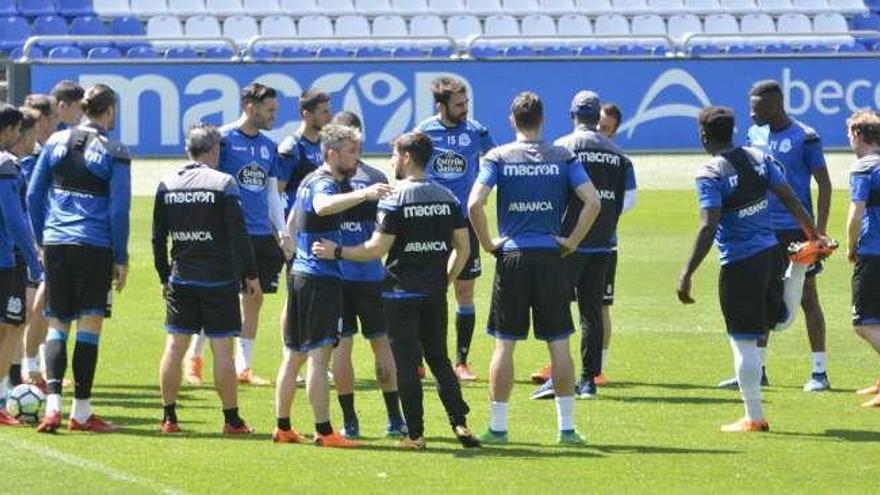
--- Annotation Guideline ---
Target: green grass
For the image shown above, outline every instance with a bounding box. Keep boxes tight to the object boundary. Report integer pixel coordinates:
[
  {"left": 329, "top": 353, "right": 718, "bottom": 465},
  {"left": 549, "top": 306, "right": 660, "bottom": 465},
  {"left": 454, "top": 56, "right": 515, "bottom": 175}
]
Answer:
[{"left": 2, "top": 190, "right": 879, "bottom": 494}]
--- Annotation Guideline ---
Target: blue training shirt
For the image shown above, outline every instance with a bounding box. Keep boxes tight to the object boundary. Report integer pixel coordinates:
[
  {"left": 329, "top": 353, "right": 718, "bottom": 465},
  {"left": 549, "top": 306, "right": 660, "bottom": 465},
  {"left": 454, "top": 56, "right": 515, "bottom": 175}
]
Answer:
[
  {"left": 278, "top": 131, "right": 323, "bottom": 217},
  {"left": 0, "top": 152, "right": 41, "bottom": 277},
  {"left": 291, "top": 167, "right": 343, "bottom": 279},
  {"left": 27, "top": 123, "right": 132, "bottom": 264},
  {"left": 476, "top": 140, "right": 590, "bottom": 252},
  {"left": 696, "top": 147, "right": 786, "bottom": 265},
  {"left": 217, "top": 124, "right": 279, "bottom": 236},
  {"left": 850, "top": 152, "right": 880, "bottom": 256},
  {"left": 339, "top": 161, "right": 388, "bottom": 283},
  {"left": 415, "top": 116, "right": 496, "bottom": 217},
  {"left": 747, "top": 120, "right": 826, "bottom": 231}
]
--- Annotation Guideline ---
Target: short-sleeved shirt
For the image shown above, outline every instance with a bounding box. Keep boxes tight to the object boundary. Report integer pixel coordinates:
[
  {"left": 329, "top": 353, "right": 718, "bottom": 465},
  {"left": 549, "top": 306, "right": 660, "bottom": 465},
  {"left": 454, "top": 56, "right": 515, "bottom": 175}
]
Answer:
[
  {"left": 696, "top": 146, "right": 786, "bottom": 265},
  {"left": 747, "top": 120, "right": 826, "bottom": 231},
  {"left": 339, "top": 161, "right": 388, "bottom": 283},
  {"left": 415, "top": 116, "right": 496, "bottom": 217},
  {"left": 291, "top": 167, "right": 343, "bottom": 279},
  {"left": 217, "top": 124, "right": 279, "bottom": 236},
  {"left": 278, "top": 131, "right": 323, "bottom": 216},
  {"left": 850, "top": 152, "right": 880, "bottom": 256},
  {"left": 476, "top": 140, "right": 590, "bottom": 252},
  {"left": 377, "top": 178, "right": 466, "bottom": 297}
]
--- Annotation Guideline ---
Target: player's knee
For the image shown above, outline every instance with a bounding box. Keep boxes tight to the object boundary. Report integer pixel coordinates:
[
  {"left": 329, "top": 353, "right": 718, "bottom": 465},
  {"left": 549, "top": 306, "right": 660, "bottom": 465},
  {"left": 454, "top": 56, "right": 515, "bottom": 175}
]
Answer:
[{"left": 455, "top": 282, "right": 475, "bottom": 304}]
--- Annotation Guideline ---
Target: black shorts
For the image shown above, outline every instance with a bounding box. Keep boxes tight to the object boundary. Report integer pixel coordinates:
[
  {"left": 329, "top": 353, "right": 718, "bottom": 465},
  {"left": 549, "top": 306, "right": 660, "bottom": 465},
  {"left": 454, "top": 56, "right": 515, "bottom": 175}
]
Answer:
[
  {"left": 165, "top": 283, "right": 241, "bottom": 337},
  {"left": 566, "top": 251, "right": 616, "bottom": 304},
  {"left": 853, "top": 255, "right": 880, "bottom": 326},
  {"left": 0, "top": 263, "right": 26, "bottom": 325},
  {"left": 457, "top": 223, "right": 482, "bottom": 281},
  {"left": 341, "top": 281, "right": 386, "bottom": 340},
  {"left": 603, "top": 251, "right": 617, "bottom": 306},
  {"left": 487, "top": 250, "right": 574, "bottom": 341},
  {"left": 284, "top": 274, "right": 342, "bottom": 352},
  {"left": 249, "top": 235, "right": 285, "bottom": 294},
  {"left": 44, "top": 245, "right": 112, "bottom": 323},
  {"left": 776, "top": 229, "right": 822, "bottom": 278},
  {"left": 719, "top": 247, "right": 785, "bottom": 337}
]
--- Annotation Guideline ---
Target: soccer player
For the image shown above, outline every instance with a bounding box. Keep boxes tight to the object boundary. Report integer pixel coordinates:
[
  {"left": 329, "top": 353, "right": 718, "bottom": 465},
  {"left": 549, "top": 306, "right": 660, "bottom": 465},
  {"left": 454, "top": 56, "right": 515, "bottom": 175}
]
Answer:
[
  {"left": 598, "top": 103, "right": 621, "bottom": 140},
  {"left": 677, "top": 106, "right": 824, "bottom": 432},
  {"left": 719, "top": 80, "right": 832, "bottom": 392},
  {"left": 278, "top": 89, "right": 331, "bottom": 216},
  {"left": 50, "top": 80, "right": 83, "bottom": 128},
  {"left": 28, "top": 84, "right": 132, "bottom": 433},
  {"left": 469, "top": 92, "right": 600, "bottom": 445},
  {"left": 326, "top": 111, "right": 405, "bottom": 439},
  {"left": 0, "top": 104, "right": 42, "bottom": 426},
  {"left": 530, "top": 91, "right": 636, "bottom": 400},
  {"left": 313, "top": 131, "right": 481, "bottom": 450},
  {"left": 843, "top": 110, "right": 880, "bottom": 407},
  {"left": 415, "top": 77, "right": 496, "bottom": 381},
  {"left": 184, "top": 83, "right": 289, "bottom": 387},
  {"left": 272, "top": 124, "right": 390, "bottom": 447},
  {"left": 153, "top": 123, "right": 260, "bottom": 435}
]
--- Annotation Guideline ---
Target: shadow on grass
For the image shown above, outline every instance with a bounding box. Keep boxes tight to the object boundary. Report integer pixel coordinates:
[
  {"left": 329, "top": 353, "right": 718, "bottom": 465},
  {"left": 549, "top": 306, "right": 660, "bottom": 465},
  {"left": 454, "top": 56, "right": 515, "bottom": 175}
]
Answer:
[
  {"left": 608, "top": 381, "right": 723, "bottom": 392},
  {"left": 602, "top": 395, "right": 741, "bottom": 405},
  {"left": 772, "top": 429, "right": 880, "bottom": 442}
]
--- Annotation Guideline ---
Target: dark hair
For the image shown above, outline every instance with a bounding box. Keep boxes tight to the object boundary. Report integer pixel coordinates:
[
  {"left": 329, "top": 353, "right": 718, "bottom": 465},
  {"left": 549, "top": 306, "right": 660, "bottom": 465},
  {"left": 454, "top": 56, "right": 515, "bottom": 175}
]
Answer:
[
  {"left": 299, "top": 88, "right": 330, "bottom": 114},
  {"left": 848, "top": 110, "right": 880, "bottom": 146},
  {"left": 393, "top": 132, "right": 433, "bottom": 169},
  {"left": 240, "top": 83, "right": 277, "bottom": 107},
  {"left": 511, "top": 91, "right": 543, "bottom": 130},
  {"left": 18, "top": 107, "right": 40, "bottom": 135},
  {"left": 698, "top": 106, "right": 735, "bottom": 144},
  {"left": 601, "top": 103, "right": 622, "bottom": 126},
  {"left": 51, "top": 80, "right": 85, "bottom": 104},
  {"left": 0, "top": 103, "right": 24, "bottom": 133},
  {"left": 82, "top": 84, "right": 117, "bottom": 118},
  {"left": 24, "top": 94, "right": 55, "bottom": 117},
  {"left": 330, "top": 110, "right": 362, "bottom": 131},
  {"left": 750, "top": 80, "right": 783, "bottom": 98},
  {"left": 431, "top": 77, "right": 466, "bottom": 106},
  {"left": 186, "top": 122, "right": 221, "bottom": 159}
]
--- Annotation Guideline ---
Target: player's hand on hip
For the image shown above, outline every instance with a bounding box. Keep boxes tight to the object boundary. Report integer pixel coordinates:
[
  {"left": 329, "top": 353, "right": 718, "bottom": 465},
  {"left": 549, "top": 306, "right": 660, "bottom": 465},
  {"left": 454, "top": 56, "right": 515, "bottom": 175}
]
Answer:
[
  {"left": 279, "top": 235, "right": 295, "bottom": 261},
  {"left": 483, "top": 237, "right": 506, "bottom": 255},
  {"left": 676, "top": 274, "right": 695, "bottom": 304},
  {"left": 555, "top": 236, "right": 577, "bottom": 257},
  {"left": 312, "top": 239, "right": 338, "bottom": 260},
  {"left": 113, "top": 264, "right": 128, "bottom": 293},
  {"left": 362, "top": 183, "right": 393, "bottom": 201},
  {"left": 244, "top": 277, "right": 262, "bottom": 298},
  {"left": 848, "top": 245, "right": 858, "bottom": 264}
]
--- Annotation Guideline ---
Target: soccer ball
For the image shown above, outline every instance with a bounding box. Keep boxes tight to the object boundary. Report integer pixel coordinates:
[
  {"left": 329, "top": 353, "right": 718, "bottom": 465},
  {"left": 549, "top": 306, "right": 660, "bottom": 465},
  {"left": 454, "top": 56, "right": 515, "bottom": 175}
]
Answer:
[{"left": 5, "top": 384, "right": 45, "bottom": 424}]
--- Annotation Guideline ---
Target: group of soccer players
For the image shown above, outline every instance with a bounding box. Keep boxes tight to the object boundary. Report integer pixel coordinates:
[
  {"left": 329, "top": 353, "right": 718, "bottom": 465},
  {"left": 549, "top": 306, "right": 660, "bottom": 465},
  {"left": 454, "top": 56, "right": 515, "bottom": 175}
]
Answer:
[{"left": 3, "top": 72, "right": 880, "bottom": 446}]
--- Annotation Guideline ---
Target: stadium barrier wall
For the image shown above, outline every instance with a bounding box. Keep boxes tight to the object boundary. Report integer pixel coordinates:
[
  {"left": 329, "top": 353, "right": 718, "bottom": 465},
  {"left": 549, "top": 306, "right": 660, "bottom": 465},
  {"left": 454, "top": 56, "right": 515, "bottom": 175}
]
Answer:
[{"left": 20, "top": 58, "right": 880, "bottom": 156}]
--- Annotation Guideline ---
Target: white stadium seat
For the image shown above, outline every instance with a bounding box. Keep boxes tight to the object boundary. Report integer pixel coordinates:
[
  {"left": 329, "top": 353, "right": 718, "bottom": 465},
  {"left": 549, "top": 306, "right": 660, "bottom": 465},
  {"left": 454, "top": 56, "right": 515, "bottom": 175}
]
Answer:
[
  {"left": 812, "top": 12, "right": 848, "bottom": 31},
  {"left": 521, "top": 14, "right": 556, "bottom": 35},
  {"left": 298, "top": 15, "right": 334, "bottom": 36},
  {"left": 703, "top": 13, "right": 738, "bottom": 33},
  {"left": 776, "top": 13, "right": 812, "bottom": 32},
  {"left": 683, "top": 0, "right": 719, "bottom": 13},
  {"left": 594, "top": 14, "right": 629, "bottom": 34},
  {"left": 631, "top": 13, "right": 665, "bottom": 35},
  {"left": 667, "top": 13, "right": 702, "bottom": 41},
  {"left": 574, "top": 0, "right": 612, "bottom": 14},
  {"left": 431, "top": 0, "right": 466, "bottom": 14},
  {"left": 718, "top": 0, "right": 757, "bottom": 13},
  {"left": 446, "top": 14, "right": 482, "bottom": 39},
  {"left": 335, "top": 14, "right": 370, "bottom": 36},
  {"left": 223, "top": 15, "right": 259, "bottom": 44},
  {"left": 147, "top": 15, "right": 183, "bottom": 37},
  {"left": 611, "top": 0, "right": 647, "bottom": 14},
  {"left": 484, "top": 14, "right": 520, "bottom": 35},
  {"left": 280, "top": 0, "right": 318, "bottom": 14},
  {"left": 131, "top": 0, "right": 170, "bottom": 16},
  {"left": 261, "top": 15, "right": 296, "bottom": 37},
  {"left": 317, "top": 0, "right": 356, "bottom": 13},
  {"left": 372, "top": 15, "right": 408, "bottom": 35},
  {"left": 827, "top": 0, "right": 868, "bottom": 14},
  {"left": 791, "top": 0, "right": 830, "bottom": 12},
  {"left": 185, "top": 15, "right": 222, "bottom": 37},
  {"left": 466, "top": 0, "right": 503, "bottom": 13},
  {"left": 93, "top": 0, "right": 133, "bottom": 16},
  {"left": 410, "top": 14, "right": 445, "bottom": 35},
  {"left": 647, "top": 0, "right": 684, "bottom": 12},
  {"left": 392, "top": 0, "right": 429, "bottom": 14},
  {"left": 169, "top": 0, "right": 207, "bottom": 16},
  {"left": 755, "top": 0, "right": 793, "bottom": 13},
  {"left": 243, "top": 0, "right": 282, "bottom": 15},
  {"left": 355, "top": 0, "right": 392, "bottom": 14},
  {"left": 504, "top": 0, "right": 540, "bottom": 14},
  {"left": 206, "top": 0, "right": 243, "bottom": 15},
  {"left": 557, "top": 13, "right": 592, "bottom": 35},
  {"left": 540, "top": 0, "right": 574, "bottom": 12},
  {"left": 739, "top": 13, "right": 775, "bottom": 33}
]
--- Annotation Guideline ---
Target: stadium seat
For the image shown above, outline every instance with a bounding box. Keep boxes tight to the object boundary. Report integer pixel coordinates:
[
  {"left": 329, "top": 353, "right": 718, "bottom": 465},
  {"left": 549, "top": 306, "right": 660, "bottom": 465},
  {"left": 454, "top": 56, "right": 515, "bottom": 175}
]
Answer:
[
  {"left": 429, "top": 44, "right": 453, "bottom": 56},
  {"left": 185, "top": 16, "right": 221, "bottom": 38},
  {"left": 131, "top": 0, "right": 170, "bottom": 17},
  {"left": 147, "top": 15, "right": 184, "bottom": 37},
  {"left": 165, "top": 46, "right": 199, "bottom": 58},
  {"left": 838, "top": 42, "right": 867, "bottom": 51},
  {"left": 466, "top": 0, "right": 503, "bottom": 14},
  {"left": 618, "top": 44, "right": 650, "bottom": 55},
  {"left": 813, "top": 12, "right": 848, "bottom": 31},
  {"left": 504, "top": 0, "right": 540, "bottom": 14},
  {"left": 828, "top": 0, "right": 869, "bottom": 14},
  {"left": 469, "top": 45, "right": 501, "bottom": 56},
  {"left": 667, "top": 14, "right": 702, "bottom": 41},
  {"left": 446, "top": 14, "right": 481, "bottom": 39},
  {"left": 88, "top": 46, "right": 123, "bottom": 59},
  {"left": 762, "top": 43, "right": 793, "bottom": 52},
  {"left": 261, "top": 15, "right": 296, "bottom": 37},
  {"left": 249, "top": 45, "right": 275, "bottom": 59},
  {"left": 111, "top": 16, "right": 146, "bottom": 36},
  {"left": 755, "top": 0, "right": 793, "bottom": 14},
  {"left": 504, "top": 45, "right": 537, "bottom": 55},
  {"left": 683, "top": 0, "right": 720, "bottom": 13},
  {"left": 800, "top": 43, "right": 833, "bottom": 51},
  {"left": 48, "top": 45, "right": 83, "bottom": 59},
  {"left": 355, "top": 0, "right": 392, "bottom": 14},
  {"left": 557, "top": 14, "right": 592, "bottom": 35},
  {"left": 71, "top": 16, "right": 109, "bottom": 36},
  {"left": 718, "top": 0, "right": 757, "bottom": 13},
  {"left": 298, "top": 15, "right": 334, "bottom": 37},
  {"left": 578, "top": 44, "right": 610, "bottom": 55},
  {"left": 594, "top": 14, "right": 629, "bottom": 35},
  {"left": 126, "top": 45, "right": 160, "bottom": 58},
  {"left": 317, "top": 46, "right": 351, "bottom": 57},
  {"left": 280, "top": 0, "right": 319, "bottom": 14},
  {"left": 631, "top": 14, "right": 665, "bottom": 35},
  {"left": 32, "top": 16, "right": 69, "bottom": 36},
  {"left": 521, "top": 14, "right": 556, "bottom": 35},
  {"left": 93, "top": 0, "right": 132, "bottom": 17},
  {"left": 431, "top": 0, "right": 467, "bottom": 14},
  {"left": 224, "top": 15, "right": 259, "bottom": 45},
  {"left": 852, "top": 13, "right": 880, "bottom": 31},
  {"left": 611, "top": 0, "right": 648, "bottom": 14},
  {"left": 727, "top": 43, "right": 759, "bottom": 52},
  {"left": 279, "top": 46, "right": 316, "bottom": 57},
  {"left": 777, "top": 13, "right": 811, "bottom": 32},
  {"left": 0, "top": 0, "right": 15, "bottom": 16},
  {"left": 205, "top": 45, "right": 236, "bottom": 58},
  {"left": 335, "top": 14, "right": 370, "bottom": 37},
  {"left": 355, "top": 46, "right": 392, "bottom": 56},
  {"left": 169, "top": 0, "right": 208, "bottom": 16},
  {"left": 18, "top": 0, "right": 56, "bottom": 17},
  {"left": 317, "top": 0, "right": 356, "bottom": 13},
  {"left": 648, "top": 0, "right": 684, "bottom": 11},
  {"left": 392, "top": 0, "right": 429, "bottom": 14},
  {"left": 575, "top": 0, "right": 612, "bottom": 15},
  {"left": 791, "top": 0, "right": 830, "bottom": 12},
  {"left": 703, "top": 13, "right": 738, "bottom": 33},
  {"left": 540, "top": 0, "right": 574, "bottom": 12},
  {"left": 484, "top": 14, "right": 519, "bottom": 36},
  {"left": 739, "top": 13, "right": 775, "bottom": 33},
  {"left": 10, "top": 46, "right": 44, "bottom": 59},
  {"left": 373, "top": 15, "right": 408, "bottom": 36},
  {"left": 392, "top": 45, "right": 426, "bottom": 56},
  {"left": 688, "top": 43, "right": 723, "bottom": 54},
  {"left": 207, "top": 0, "right": 244, "bottom": 15},
  {"left": 410, "top": 14, "right": 445, "bottom": 35},
  {"left": 243, "top": 0, "right": 283, "bottom": 15},
  {"left": 542, "top": 45, "right": 577, "bottom": 55},
  {"left": 0, "top": 16, "right": 29, "bottom": 50},
  {"left": 58, "top": 0, "right": 95, "bottom": 16}
]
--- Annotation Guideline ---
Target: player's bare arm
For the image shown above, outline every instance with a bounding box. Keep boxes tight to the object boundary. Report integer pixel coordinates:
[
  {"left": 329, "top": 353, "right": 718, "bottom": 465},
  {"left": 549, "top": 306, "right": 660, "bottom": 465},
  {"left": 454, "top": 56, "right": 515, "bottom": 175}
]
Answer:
[
  {"left": 467, "top": 183, "right": 505, "bottom": 253},
  {"left": 812, "top": 166, "right": 832, "bottom": 235},
  {"left": 447, "top": 227, "right": 471, "bottom": 284},
  {"left": 312, "top": 231, "right": 395, "bottom": 262},
  {"left": 847, "top": 200, "right": 866, "bottom": 263},
  {"left": 313, "top": 183, "right": 393, "bottom": 216},
  {"left": 772, "top": 182, "right": 823, "bottom": 242},
  {"left": 677, "top": 207, "right": 721, "bottom": 304}
]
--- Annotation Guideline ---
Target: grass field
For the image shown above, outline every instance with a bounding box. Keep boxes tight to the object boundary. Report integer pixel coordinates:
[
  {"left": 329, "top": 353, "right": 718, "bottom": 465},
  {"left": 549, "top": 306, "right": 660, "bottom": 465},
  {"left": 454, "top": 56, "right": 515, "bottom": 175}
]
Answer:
[{"left": 1, "top": 154, "right": 879, "bottom": 494}]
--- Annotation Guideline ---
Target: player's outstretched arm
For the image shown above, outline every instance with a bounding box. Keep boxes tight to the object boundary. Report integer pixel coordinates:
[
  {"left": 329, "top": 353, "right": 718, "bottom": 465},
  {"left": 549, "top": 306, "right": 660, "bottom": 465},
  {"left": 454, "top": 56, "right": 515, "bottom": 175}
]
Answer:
[
  {"left": 468, "top": 183, "right": 499, "bottom": 253},
  {"left": 558, "top": 181, "right": 601, "bottom": 254},
  {"left": 772, "top": 183, "right": 821, "bottom": 241},
  {"left": 847, "top": 201, "right": 865, "bottom": 263},
  {"left": 677, "top": 208, "right": 720, "bottom": 304},
  {"left": 447, "top": 227, "right": 471, "bottom": 284},
  {"left": 313, "top": 183, "right": 393, "bottom": 217},
  {"left": 312, "top": 231, "right": 395, "bottom": 262}
]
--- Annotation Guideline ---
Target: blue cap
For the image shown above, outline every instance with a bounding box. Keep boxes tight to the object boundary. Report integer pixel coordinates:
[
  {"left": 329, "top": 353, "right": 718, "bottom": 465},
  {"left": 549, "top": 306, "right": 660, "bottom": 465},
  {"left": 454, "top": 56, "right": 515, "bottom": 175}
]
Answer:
[{"left": 570, "top": 90, "right": 601, "bottom": 120}]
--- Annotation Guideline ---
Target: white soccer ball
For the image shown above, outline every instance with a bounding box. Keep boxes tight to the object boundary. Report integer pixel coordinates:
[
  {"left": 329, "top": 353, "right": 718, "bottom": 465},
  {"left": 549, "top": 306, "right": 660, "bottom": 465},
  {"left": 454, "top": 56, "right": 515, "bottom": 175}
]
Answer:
[{"left": 5, "top": 384, "right": 45, "bottom": 424}]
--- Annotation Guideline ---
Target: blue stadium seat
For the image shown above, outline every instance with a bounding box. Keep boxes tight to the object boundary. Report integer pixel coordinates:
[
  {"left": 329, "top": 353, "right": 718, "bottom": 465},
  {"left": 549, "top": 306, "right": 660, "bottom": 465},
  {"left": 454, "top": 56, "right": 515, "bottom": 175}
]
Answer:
[
  {"left": 355, "top": 46, "right": 392, "bottom": 57},
  {"left": 428, "top": 45, "right": 453, "bottom": 57},
  {"left": 578, "top": 45, "right": 611, "bottom": 56},
  {"left": 689, "top": 43, "right": 724, "bottom": 55},
  {"left": 469, "top": 45, "right": 501, "bottom": 57},
  {"left": 9, "top": 46, "right": 44, "bottom": 59},
  {"left": 71, "top": 16, "right": 107, "bottom": 36},
  {"left": 111, "top": 16, "right": 145, "bottom": 36},
  {"left": 317, "top": 46, "right": 351, "bottom": 57},
  {"left": 48, "top": 45, "right": 84, "bottom": 59},
  {"left": 618, "top": 44, "right": 649, "bottom": 56},
  {"left": 32, "top": 16, "right": 69, "bottom": 36},
  {"left": 18, "top": 0, "right": 56, "bottom": 17},
  {"left": 88, "top": 46, "right": 123, "bottom": 59},
  {"left": 0, "top": 16, "right": 30, "bottom": 50},
  {"left": 58, "top": 0, "right": 96, "bottom": 17},
  {"left": 164, "top": 46, "right": 199, "bottom": 58},
  {"left": 727, "top": 44, "right": 760, "bottom": 53},
  {"left": 800, "top": 43, "right": 834, "bottom": 52},
  {"left": 126, "top": 45, "right": 160, "bottom": 58},
  {"left": 504, "top": 45, "right": 537, "bottom": 56},
  {"left": 205, "top": 45, "right": 237, "bottom": 58},
  {"left": 542, "top": 45, "right": 578, "bottom": 56},
  {"left": 249, "top": 46, "right": 275, "bottom": 60},
  {"left": 0, "top": 0, "right": 15, "bottom": 16},
  {"left": 852, "top": 13, "right": 880, "bottom": 31},
  {"left": 392, "top": 46, "right": 426, "bottom": 57},
  {"left": 838, "top": 42, "right": 867, "bottom": 51},
  {"left": 763, "top": 43, "right": 794, "bottom": 53},
  {"left": 279, "top": 46, "right": 316, "bottom": 58}
]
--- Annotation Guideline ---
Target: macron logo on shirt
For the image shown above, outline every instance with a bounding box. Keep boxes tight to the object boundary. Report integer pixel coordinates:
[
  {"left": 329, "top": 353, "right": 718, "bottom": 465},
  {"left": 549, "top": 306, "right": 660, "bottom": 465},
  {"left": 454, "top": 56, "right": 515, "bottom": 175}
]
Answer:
[
  {"left": 503, "top": 164, "right": 560, "bottom": 176},
  {"left": 403, "top": 204, "right": 451, "bottom": 218},
  {"left": 164, "top": 191, "right": 216, "bottom": 204}
]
